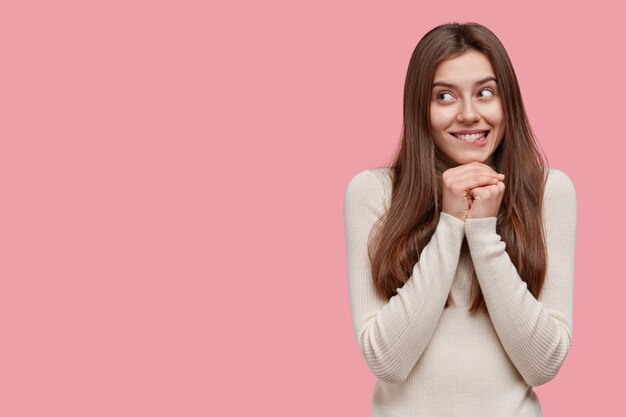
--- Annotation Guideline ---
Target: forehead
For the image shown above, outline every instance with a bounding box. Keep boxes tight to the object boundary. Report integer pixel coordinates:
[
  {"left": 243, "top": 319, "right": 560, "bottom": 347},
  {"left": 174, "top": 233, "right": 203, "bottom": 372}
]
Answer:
[{"left": 433, "top": 50, "right": 495, "bottom": 84}]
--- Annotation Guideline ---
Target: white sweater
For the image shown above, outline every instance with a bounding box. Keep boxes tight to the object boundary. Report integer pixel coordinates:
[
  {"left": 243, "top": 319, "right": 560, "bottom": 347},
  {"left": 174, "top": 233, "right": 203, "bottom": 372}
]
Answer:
[{"left": 343, "top": 167, "right": 576, "bottom": 417}]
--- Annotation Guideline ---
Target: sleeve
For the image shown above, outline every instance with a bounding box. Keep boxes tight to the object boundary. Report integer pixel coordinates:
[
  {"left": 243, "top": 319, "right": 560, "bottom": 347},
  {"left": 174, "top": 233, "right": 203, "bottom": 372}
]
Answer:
[
  {"left": 463, "top": 169, "right": 577, "bottom": 386},
  {"left": 344, "top": 169, "right": 466, "bottom": 384}
]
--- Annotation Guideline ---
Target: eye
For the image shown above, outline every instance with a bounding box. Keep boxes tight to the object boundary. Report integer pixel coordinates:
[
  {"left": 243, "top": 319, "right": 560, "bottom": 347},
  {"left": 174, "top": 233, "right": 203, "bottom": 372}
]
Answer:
[
  {"left": 436, "top": 91, "right": 455, "bottom": 102},
  {"left": 477, "top": 88, "right": 494, "bottom": 98}
]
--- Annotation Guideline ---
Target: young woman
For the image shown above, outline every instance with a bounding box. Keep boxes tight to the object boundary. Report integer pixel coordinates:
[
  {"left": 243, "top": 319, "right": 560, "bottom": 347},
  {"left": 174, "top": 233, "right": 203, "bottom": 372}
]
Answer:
[{"left": 344, "top": 22, "right": 576, "bottom": 416}]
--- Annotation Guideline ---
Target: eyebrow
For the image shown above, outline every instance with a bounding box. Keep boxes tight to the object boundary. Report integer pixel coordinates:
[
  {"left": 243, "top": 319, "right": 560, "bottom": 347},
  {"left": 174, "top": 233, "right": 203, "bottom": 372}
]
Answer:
[{"left": 432, "top": 76, "right": 497, "bottom": 89}]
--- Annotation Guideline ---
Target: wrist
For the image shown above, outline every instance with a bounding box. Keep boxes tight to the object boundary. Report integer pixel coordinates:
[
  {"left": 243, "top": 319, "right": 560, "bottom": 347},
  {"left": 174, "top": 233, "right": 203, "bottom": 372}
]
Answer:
[
  {"left": 465, "top": 216, "right": 498, "bottom": 236},
  {"left": 467, "top": 212, "right": 497, "bottom": 219},
  {"left": 441, "top": 210, "right": 466, "bottom": 223}
]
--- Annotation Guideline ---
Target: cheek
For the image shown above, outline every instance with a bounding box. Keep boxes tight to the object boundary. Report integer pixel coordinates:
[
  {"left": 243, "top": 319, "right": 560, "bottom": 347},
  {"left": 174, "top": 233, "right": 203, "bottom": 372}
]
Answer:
[
  {"left": 430, "top": 106, "right": 455, "bottom": 130},
  {"left": 483, "top": 103, "right": 504, "bottom": 128}
]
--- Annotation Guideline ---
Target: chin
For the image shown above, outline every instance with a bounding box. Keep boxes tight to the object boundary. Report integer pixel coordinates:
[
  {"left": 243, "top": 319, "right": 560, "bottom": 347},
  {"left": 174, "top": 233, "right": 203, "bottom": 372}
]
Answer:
[
  {"left": 454, "top": 155, "right": 488, "bottom": 165},
  {"left": 437, "top": 149, "right": 495, "bottom": 168}
]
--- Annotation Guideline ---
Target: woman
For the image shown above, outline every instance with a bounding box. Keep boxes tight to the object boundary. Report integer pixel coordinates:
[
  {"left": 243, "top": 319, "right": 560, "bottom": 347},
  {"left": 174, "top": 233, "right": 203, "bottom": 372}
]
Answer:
[{"left": 343, "top": 22, "right": 576, "bottom": 416}]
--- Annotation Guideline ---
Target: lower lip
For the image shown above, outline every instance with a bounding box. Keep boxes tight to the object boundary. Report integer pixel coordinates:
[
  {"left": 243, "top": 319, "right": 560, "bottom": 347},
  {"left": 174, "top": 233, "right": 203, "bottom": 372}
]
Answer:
[{"left": 452, "top": 132, "right": 489, "bottom": 146}]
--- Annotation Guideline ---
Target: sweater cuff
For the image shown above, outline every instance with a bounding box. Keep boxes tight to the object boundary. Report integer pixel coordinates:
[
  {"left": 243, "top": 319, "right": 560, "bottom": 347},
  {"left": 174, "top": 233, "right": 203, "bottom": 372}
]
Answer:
[
  {"left": 437, "top": 212, "right": 467, "bottom": 248},
  {"left": 464, "top": 217, "right": 498, "bottom": 242},
  {"left": 440, "top": 211, "right": 466, "bottom": 228},
  {"left": 465, "top": 217, "right": 498, "bottom": 235}
]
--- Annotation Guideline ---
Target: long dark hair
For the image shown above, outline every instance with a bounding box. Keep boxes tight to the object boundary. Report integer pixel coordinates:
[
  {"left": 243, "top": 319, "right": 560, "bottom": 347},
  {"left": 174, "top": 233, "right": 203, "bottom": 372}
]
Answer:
[{"left": 369, "top": 22, "right": 548, "bottom": 314}]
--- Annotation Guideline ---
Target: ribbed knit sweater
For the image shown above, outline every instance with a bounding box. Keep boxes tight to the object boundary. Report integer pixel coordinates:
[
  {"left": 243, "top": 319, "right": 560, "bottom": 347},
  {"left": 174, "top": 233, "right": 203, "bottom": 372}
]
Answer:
[{"left": 343, "top": 167, "right": 576, "bottom": 417}]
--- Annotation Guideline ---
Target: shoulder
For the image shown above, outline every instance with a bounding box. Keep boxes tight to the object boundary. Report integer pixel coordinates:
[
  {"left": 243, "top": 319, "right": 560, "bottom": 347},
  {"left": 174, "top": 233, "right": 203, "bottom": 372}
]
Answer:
[
  {"left": 544, "top": 167, "right": 577, "bottom": 202},
  {"left": 542, "top": 167, "right": 577, "bottom": 223},
  {"left": 344, "top": 167, "right": 393, "bottom": 214},
  {"left": 346, "top": 167, "right": 392, "bottom": 192}
]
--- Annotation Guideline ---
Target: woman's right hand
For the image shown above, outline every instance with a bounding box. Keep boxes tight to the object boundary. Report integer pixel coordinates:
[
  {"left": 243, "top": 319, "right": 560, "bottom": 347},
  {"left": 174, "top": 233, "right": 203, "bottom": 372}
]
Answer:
[{"left": 441, "top": 162, "right": 505, "bottom": 222}]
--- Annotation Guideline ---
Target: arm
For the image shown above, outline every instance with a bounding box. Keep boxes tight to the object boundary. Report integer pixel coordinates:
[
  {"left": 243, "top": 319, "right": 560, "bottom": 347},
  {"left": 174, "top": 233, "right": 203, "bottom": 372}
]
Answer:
[
  {"left": 464, "top": 169, "right": 577, "bottom": 386},
  {"left": 344, "top": 169, "right": 465, "bottom": 384}
]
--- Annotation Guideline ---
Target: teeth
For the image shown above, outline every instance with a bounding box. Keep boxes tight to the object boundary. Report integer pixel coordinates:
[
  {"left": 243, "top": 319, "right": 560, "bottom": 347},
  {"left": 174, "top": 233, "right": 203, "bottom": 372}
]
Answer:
[{"left": 454, "top": 131, "right": 487, "bottom": 141}]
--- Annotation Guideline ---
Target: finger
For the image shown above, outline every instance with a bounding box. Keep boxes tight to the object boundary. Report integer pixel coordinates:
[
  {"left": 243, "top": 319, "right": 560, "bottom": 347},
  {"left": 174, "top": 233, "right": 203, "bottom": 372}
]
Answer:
[
  {"left": 455, "top": 161, "right": 502, "bottom": 176},
  {"left": 473, "top": 181, "right": 505, "bottom": 192},
  {"left": 447, "top": 166, "right": 505, "bottom": 182},
  {"left": 450, "top": 175, "right": 503, "bottom": 193},
  {"left": 468, "top": 183, "right": 499, "bottom": 197}
]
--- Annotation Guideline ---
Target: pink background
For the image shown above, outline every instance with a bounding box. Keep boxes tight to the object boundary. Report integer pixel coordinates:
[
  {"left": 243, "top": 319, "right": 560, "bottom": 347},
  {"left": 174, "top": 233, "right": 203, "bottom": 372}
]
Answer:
[{"left": 1, "top": 0, "right": 623, "bottom": 415}]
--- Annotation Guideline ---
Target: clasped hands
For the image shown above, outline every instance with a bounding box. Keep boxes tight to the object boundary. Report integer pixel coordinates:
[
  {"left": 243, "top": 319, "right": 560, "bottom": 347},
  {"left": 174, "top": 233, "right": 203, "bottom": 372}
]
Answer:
[{"left": 442, "top": 161, "right": 505, "bottom": 222}]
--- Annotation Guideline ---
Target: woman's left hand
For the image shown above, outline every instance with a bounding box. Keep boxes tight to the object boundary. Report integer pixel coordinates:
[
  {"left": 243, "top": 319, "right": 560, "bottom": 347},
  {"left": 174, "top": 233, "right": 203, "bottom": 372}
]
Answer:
[{"left": 467, "top": 181, "right": 505, "bottom": 219}]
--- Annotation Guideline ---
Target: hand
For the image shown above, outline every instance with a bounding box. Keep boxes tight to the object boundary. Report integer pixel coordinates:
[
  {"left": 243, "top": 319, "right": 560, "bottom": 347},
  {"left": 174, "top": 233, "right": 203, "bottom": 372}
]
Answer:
[
  {"left": 466, "top": 180, "right": 505, "bottom": 219},
  {"left": 442, "top": 162, "right": 505, "bottom": 222}
]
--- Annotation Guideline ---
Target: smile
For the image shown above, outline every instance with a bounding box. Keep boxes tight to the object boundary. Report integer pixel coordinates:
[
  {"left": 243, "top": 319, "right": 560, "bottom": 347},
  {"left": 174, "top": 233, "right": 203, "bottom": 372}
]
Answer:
[{"left": 450, "top": 130, "right": 489, "bottom": 143}]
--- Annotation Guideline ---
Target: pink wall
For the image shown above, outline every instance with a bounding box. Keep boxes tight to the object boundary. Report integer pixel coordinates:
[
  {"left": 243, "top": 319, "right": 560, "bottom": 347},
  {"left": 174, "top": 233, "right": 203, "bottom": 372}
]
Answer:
[{"left": 2, "top": 0, "right": 623, "bottom": 415}]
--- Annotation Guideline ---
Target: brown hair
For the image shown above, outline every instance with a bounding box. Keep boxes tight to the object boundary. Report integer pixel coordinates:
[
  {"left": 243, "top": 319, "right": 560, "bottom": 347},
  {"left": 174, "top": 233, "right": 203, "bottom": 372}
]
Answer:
[{"left": 369, "top": 22, "right": 549, "bottom": 314}]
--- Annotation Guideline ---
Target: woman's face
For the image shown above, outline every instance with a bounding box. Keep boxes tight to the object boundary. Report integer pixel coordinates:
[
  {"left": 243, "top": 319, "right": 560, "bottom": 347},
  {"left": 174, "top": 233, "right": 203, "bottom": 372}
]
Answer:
[{"left": 429, "top": 50, "right": 505, "bottom": 168}]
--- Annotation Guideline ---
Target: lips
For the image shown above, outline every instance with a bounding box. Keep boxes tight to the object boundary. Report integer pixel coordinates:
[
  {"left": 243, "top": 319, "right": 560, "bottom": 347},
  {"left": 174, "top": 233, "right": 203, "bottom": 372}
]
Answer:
[{"left": 450, "top": 130, "right": 489, "bottom": 141}]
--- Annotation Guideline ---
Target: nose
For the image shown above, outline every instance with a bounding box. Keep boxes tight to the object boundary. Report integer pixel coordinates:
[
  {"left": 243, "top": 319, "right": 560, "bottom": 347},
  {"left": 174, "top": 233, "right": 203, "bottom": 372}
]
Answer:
[{"left": 456, "top": 99, "right": 480, "bottom": 123}]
